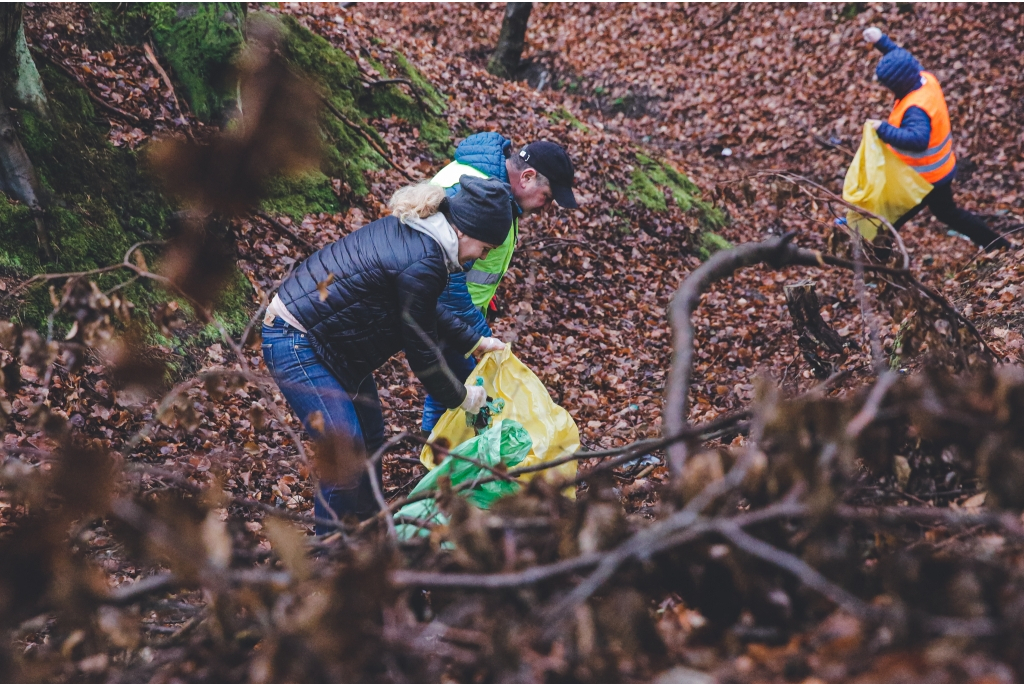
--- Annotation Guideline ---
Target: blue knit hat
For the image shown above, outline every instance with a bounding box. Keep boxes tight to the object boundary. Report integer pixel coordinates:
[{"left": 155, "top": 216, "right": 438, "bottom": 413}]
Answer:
[{"left": 876, "top": 48, "right": 922, "bottom": 98}]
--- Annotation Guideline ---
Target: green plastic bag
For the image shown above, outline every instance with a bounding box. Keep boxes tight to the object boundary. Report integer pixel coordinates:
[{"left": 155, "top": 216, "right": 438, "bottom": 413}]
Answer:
[
  {"left": 843, "top": 122, "right": 933, "bottom": 241},
  {"left": 395, "top": 419, "right": 532, "bottom": 541}
]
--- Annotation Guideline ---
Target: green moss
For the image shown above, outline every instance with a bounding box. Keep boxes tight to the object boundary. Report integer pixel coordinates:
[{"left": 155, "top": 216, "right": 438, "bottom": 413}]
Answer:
[
  {"left": 15, "top": 65, "right": 168, "bottom": 271},
  {"left": 261, "top": 172, "right": 340, "bottom": 223},
  {"left": 3, "top": 60, "right": 251, "bottom": 336},
  {"left": 693, "top": 198, "right": 728, "bottom": 231},
  {"left": 268, "top": 13, "right": 452, "bottom": 189},
  {"left": 627, "top": 153, "right": 728, "bottom": 232},
  {"left": 357, "top": 51, "right": 450, "bottom": 158},
  {"left": 268, "top": 13, "right": 377, "bottom": 196},
  {"left": 546, "top": 107, "right": 590, "bottom": 133},
  {"left": 7, "top": 5, "right": 458, "bottom": 341},
  {"left": 0, "top": 201, "right": 36, "bottom": 271},
  {"left": 394, "top": 52, "right": 446, "bottom": 111},
  {"left": 93, "top": 3, "right": 245, "bottom": 122},
  {"left": 696, "top": 232, "right": 733, "bottom": 260},
  {"left": 627, "top": 166, "right": 667, "bottom": 212}
]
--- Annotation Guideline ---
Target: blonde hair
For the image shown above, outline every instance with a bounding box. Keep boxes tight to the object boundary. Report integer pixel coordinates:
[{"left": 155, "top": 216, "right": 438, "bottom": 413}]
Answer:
[{"left": 388, "top": 182, "right": 446, "bottom": 223}]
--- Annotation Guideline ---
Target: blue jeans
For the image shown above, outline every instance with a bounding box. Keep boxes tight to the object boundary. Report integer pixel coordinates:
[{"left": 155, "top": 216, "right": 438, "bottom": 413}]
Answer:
[
  {"left": 422, "top": 271, "right": 492, "bottom": 432},
  {"left": 261, "top": 317, "right": 384, "bottom": 534}
]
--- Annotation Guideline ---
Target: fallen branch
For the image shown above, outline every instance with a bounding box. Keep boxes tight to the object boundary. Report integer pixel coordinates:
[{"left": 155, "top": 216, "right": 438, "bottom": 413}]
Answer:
[
  {"left": 361, "top": 77, "right": 445, "bottom": 116},
  {"left": 664, "top": 232, "right": 823, "bottom": 477},
  {"left": 663, "top": 232, "right": 997, "bottom": 479},
  {"left": 143, "top": 43, "right": 183, "bottom": 116},
  {"left": 31, "top": 47, "right": 142, "bottom": 126},
  {"left": 761, "top": 171, "right": 910, "bottom": 270},
  {"left": 319, "top": 96, "right": 415, "bottom": 182},
  {"left": 255, "top": 210, "right": 317, "bottom": 252}
]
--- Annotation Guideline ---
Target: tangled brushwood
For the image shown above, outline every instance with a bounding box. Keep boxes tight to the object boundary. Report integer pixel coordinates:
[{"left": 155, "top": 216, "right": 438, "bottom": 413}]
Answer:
[
  {"left": 0, "top": 222, "right": 1022, "bottom": 681},
  {"left": 1, "top": 4, "right": 1024, "bottom": 682}
]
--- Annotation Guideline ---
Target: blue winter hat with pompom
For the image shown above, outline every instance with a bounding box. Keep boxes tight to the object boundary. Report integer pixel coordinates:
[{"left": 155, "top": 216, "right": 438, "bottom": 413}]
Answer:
[{"left": 876, "top": 48, "right": 922, "bottom": 98}]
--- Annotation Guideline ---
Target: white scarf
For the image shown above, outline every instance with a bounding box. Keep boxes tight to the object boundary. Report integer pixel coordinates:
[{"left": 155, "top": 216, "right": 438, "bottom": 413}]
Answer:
[{"left": 403, "top": 212, "right": 462, "bottom": 273}]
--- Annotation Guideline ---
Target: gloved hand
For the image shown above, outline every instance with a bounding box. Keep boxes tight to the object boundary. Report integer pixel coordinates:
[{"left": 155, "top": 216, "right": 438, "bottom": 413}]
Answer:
[
  {"left": 867, "top": 118, "right": 883, "bottom": 130},
  {"left": 863, "top": 27, "right": 882, "bottom": 43},
  {"left": 460, "top": 384, "right": 487, "bottom": 414},
  {"left": 475, "top": 336, "right": 507, "bottom": 354}
]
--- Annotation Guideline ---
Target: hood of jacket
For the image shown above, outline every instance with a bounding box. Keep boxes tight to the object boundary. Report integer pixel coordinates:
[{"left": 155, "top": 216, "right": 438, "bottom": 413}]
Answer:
[
  {"left": 403, "top": 212, "right": 462, "bottom": 273},
  {"left": 876, "top": 48, "right": 923, "bottom": 99},
  {"left": 454, "top": 132, "right": 511, "bottom": 183}
]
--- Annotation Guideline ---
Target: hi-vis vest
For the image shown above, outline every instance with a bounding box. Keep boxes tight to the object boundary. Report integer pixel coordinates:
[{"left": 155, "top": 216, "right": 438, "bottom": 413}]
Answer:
[
  {"left": 887, "top": 72, "right": 957, "bottom": 184},
  {"left": 431, "top": 161, "right": 518, "bottom": 311}
]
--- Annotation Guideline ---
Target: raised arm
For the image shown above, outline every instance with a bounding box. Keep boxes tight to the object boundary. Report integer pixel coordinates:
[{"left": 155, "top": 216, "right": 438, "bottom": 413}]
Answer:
[{"left": 863, "top": 27, "right": 900, "bottom": 55}]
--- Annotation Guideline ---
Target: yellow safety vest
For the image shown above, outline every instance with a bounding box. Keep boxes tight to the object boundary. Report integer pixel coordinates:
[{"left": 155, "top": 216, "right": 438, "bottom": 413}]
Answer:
[{"left": 430, "top": 161, "right": 518, "bottom": 311}]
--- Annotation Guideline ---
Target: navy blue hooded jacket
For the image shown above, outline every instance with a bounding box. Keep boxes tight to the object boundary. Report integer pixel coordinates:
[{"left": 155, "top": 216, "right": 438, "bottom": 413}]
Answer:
[
  {"left": 873, "top": 34, "right": 955, "bottom": 185},
  {"left": 451, "top": 132, "right": 512, "bottom": 188},
  {"left": 434, "top": 132, "right": 521, "bottom": 335}
]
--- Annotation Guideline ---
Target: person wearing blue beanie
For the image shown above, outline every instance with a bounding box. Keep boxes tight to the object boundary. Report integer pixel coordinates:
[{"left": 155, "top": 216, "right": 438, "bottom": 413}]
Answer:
[
  {"left": 863, "top": 28, "right": 1011, "bottom": 251},
  {"left": 261, "top": 178, "right": 512, "bottom": 531}
]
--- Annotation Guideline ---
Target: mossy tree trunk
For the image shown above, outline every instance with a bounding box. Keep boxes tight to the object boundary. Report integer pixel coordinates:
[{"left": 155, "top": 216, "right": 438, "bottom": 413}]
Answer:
[
  {"left": 487, "top": 2, "right": 532, "bottom": 80},
  {"left": 0, "top": 3, "right": 51, "bottom": 260}
]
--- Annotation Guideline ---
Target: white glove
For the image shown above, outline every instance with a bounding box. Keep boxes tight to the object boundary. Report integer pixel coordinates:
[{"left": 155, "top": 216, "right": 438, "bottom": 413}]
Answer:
[
  {"left": 460, "top": 384, "right": 487, "bottom": 414},
  {"left": 475, "top": 336, "right": 507, "bottom": 354},
  {"left": 863, "top": 27, "right": 882, "bottom": 44}
]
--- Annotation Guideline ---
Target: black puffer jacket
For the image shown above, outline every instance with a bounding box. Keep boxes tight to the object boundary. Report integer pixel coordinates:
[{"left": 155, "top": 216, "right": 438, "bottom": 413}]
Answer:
[{"left": 277, "top": 216, "right": 479, "bottom": 409}]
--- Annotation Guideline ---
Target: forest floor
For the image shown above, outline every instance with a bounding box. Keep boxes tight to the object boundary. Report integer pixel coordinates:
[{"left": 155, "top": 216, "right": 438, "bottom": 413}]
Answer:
[
  {"left": 303, "top": 1, "right": 1024, "bottom": 501},
  {"left": 5, "top": 2, "right": 1024, "bottom": 682}
]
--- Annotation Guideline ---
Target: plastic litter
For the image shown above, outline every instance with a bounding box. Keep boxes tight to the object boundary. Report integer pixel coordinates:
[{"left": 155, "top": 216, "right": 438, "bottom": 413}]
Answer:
[
  {"left": 842, "top": 122, "right": 932, "bottom": 241},
  {"left": 421, "top": 347, "right": 579, "bottom": 489},
  {"left": 465, "top": 377, "right": 505, "bottom": 431},
  {"left": 395, "top": 419, "right": 531, "bottom": 540}
]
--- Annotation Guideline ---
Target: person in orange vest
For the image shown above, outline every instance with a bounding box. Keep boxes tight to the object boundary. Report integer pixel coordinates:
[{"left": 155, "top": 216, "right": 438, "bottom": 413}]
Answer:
[{"left": 863, "top": 28, "right": 1011, "bottom": 251}]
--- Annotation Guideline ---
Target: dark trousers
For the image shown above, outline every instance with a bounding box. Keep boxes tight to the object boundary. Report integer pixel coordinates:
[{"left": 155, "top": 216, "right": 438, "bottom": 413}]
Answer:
[
  {"left": 894, "top": 180, "right": 1008, "bottom": 250},
  {"left": 261, "top": 317, "right": 384, "bottom": 534}
]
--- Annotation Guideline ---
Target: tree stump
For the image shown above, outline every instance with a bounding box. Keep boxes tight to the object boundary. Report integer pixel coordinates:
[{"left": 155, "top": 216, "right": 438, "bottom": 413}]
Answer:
[{"left": 784, "top": 281, "right": 847, "bottom": 379}]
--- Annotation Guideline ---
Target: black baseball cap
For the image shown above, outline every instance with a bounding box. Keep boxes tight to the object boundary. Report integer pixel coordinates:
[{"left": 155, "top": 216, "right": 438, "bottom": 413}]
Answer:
[{"left": 518, "top": 141, "right": 578, "bottom": 208}]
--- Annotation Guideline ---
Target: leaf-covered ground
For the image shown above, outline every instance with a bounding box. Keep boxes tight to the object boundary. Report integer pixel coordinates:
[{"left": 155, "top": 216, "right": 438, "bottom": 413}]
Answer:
[
  {"left": 326, "top": 1, "right": 1024, "bottom": 463},
  {"left": 2, "top": 2, "right": 1024, "bottom": 682}
]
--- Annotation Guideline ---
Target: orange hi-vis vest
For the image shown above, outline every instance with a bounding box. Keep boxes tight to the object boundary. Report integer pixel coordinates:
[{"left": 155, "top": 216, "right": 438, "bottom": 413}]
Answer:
[{"left": 887, "top": 71, "right": 956, "bottom": 184}]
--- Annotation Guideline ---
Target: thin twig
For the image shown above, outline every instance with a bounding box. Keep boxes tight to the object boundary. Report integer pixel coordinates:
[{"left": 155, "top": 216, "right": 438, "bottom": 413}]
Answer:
[
  {"left": 143, "top": 43, "right": 184, "bottom": 116},
  {"left": 361, "top": 77, "right": 445, "bottom": 116},
  {"left": 319, "top": 96, "right": 415, "bottom": 182},
  {"left": 255, "top": 211, "right": 317, "bottom": 252},
  {"left": 367, "top": 432, "right": 411, "bottom": 540},
  {"left": 845, "top": 371, "right": 898, "bottom": 438},
  {"left": 31, "top": 47, "right": 142, "bottom": 125},
  {"left": 760, "top": 171, "right": 910, "bottom": 270}
]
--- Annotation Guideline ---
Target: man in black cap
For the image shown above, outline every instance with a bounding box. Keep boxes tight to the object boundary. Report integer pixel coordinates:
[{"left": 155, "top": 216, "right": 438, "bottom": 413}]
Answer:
[{"left": 421, "top": 133, "right": 577, "bottom": 433}]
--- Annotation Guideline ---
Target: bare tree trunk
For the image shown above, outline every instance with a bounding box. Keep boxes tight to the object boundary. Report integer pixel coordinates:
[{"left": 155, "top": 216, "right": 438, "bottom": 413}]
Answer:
[
  {"left": 0, "top": 3, "right": 51, "bottom": 260},
  {"left": 487, "top": 3, "right": 532, "bottom": 80}
]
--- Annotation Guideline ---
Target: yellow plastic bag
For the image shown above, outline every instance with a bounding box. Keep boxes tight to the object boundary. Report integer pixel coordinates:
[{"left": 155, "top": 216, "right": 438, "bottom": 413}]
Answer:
[
  {"left": 842, "top": 122, "right": 932, "bottom": 241},
  {"left": 420, "top": 347, "right": 579, "bottom": 491}
]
